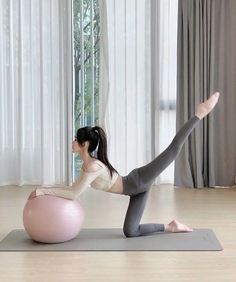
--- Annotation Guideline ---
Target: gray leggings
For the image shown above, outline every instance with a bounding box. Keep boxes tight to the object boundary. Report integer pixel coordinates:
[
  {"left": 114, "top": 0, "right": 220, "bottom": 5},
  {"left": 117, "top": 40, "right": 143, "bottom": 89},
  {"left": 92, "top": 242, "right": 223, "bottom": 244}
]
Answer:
[{"left": 122, "top": 116, "right": 200, "bottom": 237}]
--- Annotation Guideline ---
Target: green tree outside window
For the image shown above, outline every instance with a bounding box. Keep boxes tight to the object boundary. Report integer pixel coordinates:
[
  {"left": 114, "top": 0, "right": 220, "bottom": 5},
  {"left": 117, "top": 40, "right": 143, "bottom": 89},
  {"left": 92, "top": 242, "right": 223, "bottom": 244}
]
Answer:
[{"left": 73, "top": 0, "right": 100, "bottom": 178}]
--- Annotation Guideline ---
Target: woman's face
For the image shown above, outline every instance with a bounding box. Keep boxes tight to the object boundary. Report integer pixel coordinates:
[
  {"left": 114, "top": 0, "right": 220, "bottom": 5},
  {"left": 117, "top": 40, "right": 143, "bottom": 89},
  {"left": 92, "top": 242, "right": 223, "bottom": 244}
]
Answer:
[{"left": 72, "top": 137, "right": 81, "bottom": 153}]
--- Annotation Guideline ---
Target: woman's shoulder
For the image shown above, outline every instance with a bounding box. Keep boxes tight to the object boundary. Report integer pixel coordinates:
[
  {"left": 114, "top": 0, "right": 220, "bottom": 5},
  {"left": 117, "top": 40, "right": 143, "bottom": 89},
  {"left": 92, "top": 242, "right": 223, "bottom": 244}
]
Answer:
[{"left": 82, "top": 159, "right": 105, "bottom": 173}]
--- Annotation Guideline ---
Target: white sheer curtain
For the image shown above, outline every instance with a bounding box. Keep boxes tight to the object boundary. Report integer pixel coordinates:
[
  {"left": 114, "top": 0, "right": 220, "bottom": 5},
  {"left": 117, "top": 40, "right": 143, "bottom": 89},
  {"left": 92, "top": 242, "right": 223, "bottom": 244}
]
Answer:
[
  {"left": 99, "top": 0, "right": 178, "bottom": 183},
  {"left": 154, "top": 0, "right": 178, "bottom": 183},
  {"left": 0, "top": 0, "right": 73, "bottom": 186},
  {"left": 99, "top": 0, "right": 152, "bottom": 175}
]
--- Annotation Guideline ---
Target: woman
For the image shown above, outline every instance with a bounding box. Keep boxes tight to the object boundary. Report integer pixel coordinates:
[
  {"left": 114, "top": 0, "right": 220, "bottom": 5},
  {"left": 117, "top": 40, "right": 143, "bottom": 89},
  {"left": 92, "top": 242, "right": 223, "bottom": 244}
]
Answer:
[{"left": 28, "top": 92, "right": 220, "bottom": 237}]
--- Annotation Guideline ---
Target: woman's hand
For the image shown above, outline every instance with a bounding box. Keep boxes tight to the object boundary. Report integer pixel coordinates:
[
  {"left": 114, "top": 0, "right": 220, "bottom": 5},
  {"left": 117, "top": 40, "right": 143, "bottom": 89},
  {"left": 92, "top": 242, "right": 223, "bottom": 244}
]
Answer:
[{"left": 28, "top": 190, "right": 37, "bottom": 200}]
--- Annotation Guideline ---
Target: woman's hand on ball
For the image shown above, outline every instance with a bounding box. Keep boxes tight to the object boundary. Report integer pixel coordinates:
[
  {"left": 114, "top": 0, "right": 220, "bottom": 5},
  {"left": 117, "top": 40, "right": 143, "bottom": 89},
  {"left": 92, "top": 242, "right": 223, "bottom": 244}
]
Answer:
[{"left": 28, "top": 190, "right": 37, "bottom": 200}]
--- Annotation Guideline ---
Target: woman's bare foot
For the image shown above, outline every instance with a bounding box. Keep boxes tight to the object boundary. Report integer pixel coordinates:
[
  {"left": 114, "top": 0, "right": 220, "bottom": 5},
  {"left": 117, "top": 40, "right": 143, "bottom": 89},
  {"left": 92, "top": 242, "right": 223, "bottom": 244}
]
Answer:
[
  {"left": 164, "top": 219, "right": 193, "bottom": 233},
  {"left": 195, "top": 92, "right": 220, "bottom": 120}
]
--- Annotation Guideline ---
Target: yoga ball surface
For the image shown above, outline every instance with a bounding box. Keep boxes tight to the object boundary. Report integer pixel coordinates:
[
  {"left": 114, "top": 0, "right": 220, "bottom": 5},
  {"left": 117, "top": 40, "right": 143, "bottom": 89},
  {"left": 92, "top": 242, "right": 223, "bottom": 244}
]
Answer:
[{"left": 23, "top": 195, "right": 84, "bottom": 243}]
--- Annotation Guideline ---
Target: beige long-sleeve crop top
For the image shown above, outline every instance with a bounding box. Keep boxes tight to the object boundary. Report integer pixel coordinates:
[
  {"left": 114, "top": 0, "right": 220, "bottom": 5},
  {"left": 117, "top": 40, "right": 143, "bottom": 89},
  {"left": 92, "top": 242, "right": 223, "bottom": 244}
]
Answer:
[{"left": 36, "top": 160, "right": 119, "bottom": 200}]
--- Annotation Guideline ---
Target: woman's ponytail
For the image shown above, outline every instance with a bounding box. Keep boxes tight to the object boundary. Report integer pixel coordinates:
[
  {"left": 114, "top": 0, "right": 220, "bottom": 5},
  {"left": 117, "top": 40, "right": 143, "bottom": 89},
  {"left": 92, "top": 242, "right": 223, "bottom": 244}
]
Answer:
[{"left": 93, "top": 126, "right": 118, "bottom": 177}]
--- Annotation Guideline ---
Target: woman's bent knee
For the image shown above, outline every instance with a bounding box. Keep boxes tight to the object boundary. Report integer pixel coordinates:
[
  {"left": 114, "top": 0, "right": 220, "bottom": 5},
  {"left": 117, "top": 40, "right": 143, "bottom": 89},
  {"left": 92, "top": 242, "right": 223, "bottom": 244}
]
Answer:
[{"left": 123, "top": 226, "right": 139, "bottom": 238}]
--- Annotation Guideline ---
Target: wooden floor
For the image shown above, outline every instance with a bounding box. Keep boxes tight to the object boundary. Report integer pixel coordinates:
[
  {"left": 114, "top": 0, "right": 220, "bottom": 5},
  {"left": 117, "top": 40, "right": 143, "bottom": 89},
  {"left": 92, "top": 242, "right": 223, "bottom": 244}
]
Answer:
[{"left": 0, "top": 184, "right": 236, "bottom": 281}]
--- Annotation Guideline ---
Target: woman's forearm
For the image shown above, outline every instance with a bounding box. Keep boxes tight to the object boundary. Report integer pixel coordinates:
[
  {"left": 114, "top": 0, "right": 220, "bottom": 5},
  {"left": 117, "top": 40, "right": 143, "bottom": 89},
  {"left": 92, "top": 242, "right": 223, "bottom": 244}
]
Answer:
[{"left": 36, "top": 187, "right": 78, "bottom": 200}]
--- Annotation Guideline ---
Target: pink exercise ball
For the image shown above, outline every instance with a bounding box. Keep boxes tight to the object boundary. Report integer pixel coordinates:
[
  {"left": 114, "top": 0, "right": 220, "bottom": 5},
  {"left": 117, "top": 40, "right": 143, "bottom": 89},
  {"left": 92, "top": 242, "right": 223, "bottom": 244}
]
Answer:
[{"left": 23, "top": 195, "right": 84, "bottom": 243}]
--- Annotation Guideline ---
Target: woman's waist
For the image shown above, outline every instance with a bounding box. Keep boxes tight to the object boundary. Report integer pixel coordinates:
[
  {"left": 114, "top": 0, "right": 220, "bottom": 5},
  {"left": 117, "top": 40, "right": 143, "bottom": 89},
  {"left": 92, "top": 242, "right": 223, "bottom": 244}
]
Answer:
[{"left": 108, "top": 175, "right": 123, "bottom": 194}]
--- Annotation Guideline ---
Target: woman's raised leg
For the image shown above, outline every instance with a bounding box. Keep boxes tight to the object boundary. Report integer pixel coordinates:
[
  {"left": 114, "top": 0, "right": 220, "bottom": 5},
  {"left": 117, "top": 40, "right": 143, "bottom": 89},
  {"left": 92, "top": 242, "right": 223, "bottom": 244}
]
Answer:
[{"left": 136, "top": 92, "right": 220, "bottom": 187}]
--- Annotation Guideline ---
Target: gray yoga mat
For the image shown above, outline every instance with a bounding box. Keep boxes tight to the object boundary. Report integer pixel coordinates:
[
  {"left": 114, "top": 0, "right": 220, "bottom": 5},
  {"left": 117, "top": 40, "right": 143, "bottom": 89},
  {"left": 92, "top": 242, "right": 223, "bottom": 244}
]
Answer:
[{"left": 0, "top": 228, "right": 223, "bottom": 251}]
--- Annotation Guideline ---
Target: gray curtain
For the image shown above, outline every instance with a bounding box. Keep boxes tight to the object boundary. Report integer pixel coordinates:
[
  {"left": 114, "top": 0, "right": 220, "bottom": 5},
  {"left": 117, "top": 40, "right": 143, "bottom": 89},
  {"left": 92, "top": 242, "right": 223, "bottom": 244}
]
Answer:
[{"left": 174, "top": 0, "right": 236, "bottom": 188}]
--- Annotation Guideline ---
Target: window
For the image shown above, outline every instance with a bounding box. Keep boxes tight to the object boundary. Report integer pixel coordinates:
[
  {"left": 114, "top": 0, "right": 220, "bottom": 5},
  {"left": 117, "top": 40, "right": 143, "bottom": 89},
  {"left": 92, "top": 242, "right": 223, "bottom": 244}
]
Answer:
[{"left": 73, "top": 0, "right": 100, "bottom": 178}]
